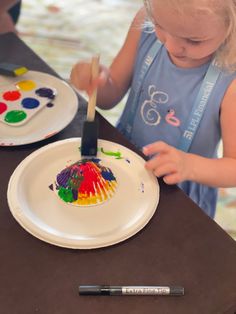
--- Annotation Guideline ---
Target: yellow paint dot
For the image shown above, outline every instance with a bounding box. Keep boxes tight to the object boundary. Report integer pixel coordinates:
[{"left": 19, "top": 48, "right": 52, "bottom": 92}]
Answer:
[{"left": 15, "top": 80, "right": 36, "bottom": 91}]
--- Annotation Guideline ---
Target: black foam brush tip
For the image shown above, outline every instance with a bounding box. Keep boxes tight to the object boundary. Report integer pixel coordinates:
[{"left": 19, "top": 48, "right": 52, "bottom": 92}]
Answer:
[{"left": 81, "top": 118, "right": 99, "bottom": 156}]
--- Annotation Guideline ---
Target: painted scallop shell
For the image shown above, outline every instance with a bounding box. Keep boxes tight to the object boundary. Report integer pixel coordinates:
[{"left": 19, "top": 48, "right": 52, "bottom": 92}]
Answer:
[{"left": 51, "top": 158, "right": 117, "bottom": 206}]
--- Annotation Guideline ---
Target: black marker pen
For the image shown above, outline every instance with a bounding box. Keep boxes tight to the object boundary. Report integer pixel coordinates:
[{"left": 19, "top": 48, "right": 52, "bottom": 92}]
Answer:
[{"left": 79, "top": 285, "right": 184, "bottom": 296}]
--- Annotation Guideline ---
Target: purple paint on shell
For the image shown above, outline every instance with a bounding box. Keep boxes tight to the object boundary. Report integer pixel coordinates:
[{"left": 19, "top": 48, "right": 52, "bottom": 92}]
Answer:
[
  {"left": 21, "top": 97, "right": 40, "bottom": 109},
  {"left": 35, "top": 87, "right": 56, "bottom": 99},
  {"left": 56, "top": 168, "right": 71, "bottom": 187},
  {"left": 72, "top": 189, "right": 78, "bottom": 200}
]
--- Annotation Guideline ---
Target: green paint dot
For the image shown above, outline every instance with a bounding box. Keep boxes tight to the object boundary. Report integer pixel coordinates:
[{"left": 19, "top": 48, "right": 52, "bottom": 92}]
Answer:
[
  {"left": 58, "top": 187, "right": 74, "bottom": 203},
  {"left": 4, "top": 110, "right": 27, "bottom": 123}
]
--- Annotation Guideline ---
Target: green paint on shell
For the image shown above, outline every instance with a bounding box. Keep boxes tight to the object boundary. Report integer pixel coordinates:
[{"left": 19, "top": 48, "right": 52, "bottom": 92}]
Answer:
[
  {"left": 4, "top": 110, "right": 27, "bottom": 123},
  {"left": 58, "top": 187, "right": 74, "bottom": 203},
  {"left": 68, "top": 176, "right": 83, "bottom": 190}
]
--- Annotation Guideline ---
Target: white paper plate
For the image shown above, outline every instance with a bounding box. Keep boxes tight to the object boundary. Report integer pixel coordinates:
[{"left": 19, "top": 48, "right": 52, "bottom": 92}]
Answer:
[
  {"left": 7, "top": 138, "right": 159, "bottom": 249},
  {"left": 0, "top": 71, "right": 78, "bottom": 146}
]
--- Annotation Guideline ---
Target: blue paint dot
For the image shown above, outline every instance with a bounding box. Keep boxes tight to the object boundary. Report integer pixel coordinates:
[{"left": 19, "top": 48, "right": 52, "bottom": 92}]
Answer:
[{"left": 21, "top": 97, "right": 40, "bottom": 109}]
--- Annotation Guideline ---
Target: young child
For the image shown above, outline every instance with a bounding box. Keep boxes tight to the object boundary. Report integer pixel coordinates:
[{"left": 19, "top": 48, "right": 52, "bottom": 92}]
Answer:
[{"left": 70, "top": 0, "right": 236, "bottom": 218}]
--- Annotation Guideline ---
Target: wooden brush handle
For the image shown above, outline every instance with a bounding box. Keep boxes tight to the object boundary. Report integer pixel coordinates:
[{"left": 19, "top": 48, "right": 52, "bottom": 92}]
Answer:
[{"left": 87, "top": 54, "right": 100, "bottom": 121}]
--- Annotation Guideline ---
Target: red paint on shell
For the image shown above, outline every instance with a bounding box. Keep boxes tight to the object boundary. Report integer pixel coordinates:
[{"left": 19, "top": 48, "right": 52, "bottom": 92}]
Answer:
[{"left": 76, "top": 162, "right": 101, "bottom": 195}]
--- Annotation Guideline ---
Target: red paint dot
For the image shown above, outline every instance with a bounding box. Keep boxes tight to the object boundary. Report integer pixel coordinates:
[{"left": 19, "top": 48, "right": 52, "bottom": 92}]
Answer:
[
  {"left": 0, "top": 102, "right": 7, "bottom": 114},
  {"left": 3, "top": 90, "right": 21, "bottom": 101}
]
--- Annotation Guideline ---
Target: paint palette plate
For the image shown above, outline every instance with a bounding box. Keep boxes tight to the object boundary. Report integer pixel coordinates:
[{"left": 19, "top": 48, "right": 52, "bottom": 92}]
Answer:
[
  {"left": 0, "top": 80, "right": 57, "bottom": 126},
  {"left": 0, "top": 71, "right": 78, "bottom": 145},
  {"left": 7, "top": 138, "right": 159, "bottom": 249}
]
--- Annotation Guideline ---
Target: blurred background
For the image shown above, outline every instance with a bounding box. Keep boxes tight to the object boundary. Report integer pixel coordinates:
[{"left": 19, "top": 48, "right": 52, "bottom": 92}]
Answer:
[{"left": 13, "top": 0, "right": 236, "bottom": 239}]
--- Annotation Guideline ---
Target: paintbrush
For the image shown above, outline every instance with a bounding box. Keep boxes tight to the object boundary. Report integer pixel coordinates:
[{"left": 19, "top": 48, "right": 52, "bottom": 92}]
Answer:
[{"left": 81, "top": 54, "right": 100, "bottom": 156}]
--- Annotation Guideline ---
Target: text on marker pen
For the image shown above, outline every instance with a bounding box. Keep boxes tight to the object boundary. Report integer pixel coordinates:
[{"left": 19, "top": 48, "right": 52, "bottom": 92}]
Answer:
[{"left": 79, "top": 285, "right": 185, "bottom": 296}]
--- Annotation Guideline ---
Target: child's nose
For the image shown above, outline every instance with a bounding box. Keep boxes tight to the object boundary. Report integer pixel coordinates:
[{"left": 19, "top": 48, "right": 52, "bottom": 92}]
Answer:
[{"left": 164, "top": 35, "right": 185, "bottom": 56}]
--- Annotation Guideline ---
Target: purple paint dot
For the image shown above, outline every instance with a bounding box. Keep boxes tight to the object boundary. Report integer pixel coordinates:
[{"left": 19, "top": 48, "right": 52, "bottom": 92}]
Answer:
[
  {"left": 46, "top": 102, "right": 54, "bottom": 108},
  {"left": 35, "top": 87, "right": 56, "bottom": 99},
  {"left": 21, "top": 97, "right": 40, "bottom": 109}
]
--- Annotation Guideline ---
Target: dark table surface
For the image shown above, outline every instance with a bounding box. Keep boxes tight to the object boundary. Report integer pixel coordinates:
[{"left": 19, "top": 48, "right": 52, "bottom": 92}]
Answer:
[{"left": 0, "top": 32, "right": 236, "bottom": 314}]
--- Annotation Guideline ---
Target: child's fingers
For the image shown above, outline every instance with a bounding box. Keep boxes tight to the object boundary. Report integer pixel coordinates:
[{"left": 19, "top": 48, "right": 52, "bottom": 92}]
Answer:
[
  {"left": 70, "top": 62, "right": 91, "bottom": 91},
  {"left": 163, "top": 173, "right": 180, "bottom": 185},
  {"left": 143, "top": 141, "right": 171, "bottom": 156},
  {"left": 152, "top": 162, "right": 175, "bottom": 178},
  {"left": 70, "top": 62, "right": 109, "bottom": 96}
]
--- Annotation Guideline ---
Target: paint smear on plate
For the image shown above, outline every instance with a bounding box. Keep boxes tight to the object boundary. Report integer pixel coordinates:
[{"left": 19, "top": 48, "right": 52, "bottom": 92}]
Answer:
[{"left": 100, "top": 147, "right": 122, "bottom": 159}]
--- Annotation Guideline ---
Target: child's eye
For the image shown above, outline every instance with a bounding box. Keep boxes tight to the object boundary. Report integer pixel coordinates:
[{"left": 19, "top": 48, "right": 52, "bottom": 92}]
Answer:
[{"left": 186, "top": 39, "right": 202, "bottom": 45}]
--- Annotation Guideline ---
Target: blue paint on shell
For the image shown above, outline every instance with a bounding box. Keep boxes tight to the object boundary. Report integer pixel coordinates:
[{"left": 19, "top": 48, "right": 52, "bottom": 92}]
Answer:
[
  {"left": 101, "top": 169, "right": 116, "bottom": 181},
  {"left": 21, "top": 97, "right": 40, "bottom": 109}
]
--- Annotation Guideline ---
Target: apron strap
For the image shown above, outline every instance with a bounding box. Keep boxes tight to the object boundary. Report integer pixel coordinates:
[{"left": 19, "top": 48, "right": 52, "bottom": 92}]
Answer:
[
  {"left": 178, "top": 60, "right": 221, "bottom": 152},
  {"left": 122, "top": 40, "right": 162, "bottom": 139}
]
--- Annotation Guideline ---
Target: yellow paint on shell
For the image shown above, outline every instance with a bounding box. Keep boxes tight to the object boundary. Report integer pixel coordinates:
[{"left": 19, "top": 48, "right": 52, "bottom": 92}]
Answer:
[
  {"left": 16, "top": 80, "right": 36, "bottom": 91},
  {"left": 109, "top": 181, "right": 117, "bottom": 192},
  {"left": 73, "top": 192, "right": 107, "bottom": 205}
]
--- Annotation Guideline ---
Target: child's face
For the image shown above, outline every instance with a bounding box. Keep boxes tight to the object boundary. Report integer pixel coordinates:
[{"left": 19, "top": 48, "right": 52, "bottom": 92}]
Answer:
[{"left": 149, "top": 2, "right": 227, "bottom": 68}]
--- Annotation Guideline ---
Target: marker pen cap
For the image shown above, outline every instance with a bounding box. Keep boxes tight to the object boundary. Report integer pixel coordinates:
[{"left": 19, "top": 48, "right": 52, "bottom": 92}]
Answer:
[
  {"left": 79, "top": 285, "right": 102, "bottom": 295},
  {"left": 170, "top": 286, "right": 185, "bottom": 295}
]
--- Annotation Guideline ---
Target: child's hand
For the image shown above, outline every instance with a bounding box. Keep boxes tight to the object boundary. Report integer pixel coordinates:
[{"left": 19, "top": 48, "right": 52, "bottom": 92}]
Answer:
[
  {"left": 143, "top": 141, "right": 193, "bottom": 184},
  {"left": 70, "top": 61, "right": 110, "bottom": 96}
]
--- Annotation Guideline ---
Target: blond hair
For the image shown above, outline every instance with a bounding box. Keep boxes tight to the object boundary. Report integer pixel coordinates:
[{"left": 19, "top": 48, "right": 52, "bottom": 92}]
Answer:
[{"left": 144, "top": 0, "right": 236, "bottom": 71}]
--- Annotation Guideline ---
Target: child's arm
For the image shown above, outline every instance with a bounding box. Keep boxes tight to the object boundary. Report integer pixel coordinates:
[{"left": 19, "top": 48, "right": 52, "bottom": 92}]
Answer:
[
  {"left": 0, "top": 0, "right": 20, "bottom": 13},
  {"left": 0, "top": 0, "right": 20, "bottom": 34},
  {"left": 143, "top": 79, "right": 236, "bottom": 188},
  {"left": 0, "top": 11, "right": 16, "bottom": 34},
  {"left": 70, "top": 7, "right": 146, "bottom": 109}
]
